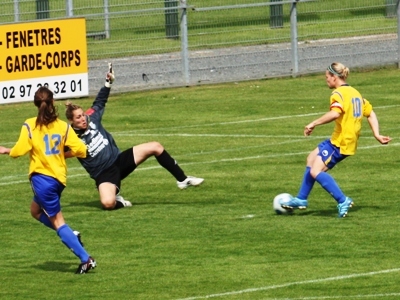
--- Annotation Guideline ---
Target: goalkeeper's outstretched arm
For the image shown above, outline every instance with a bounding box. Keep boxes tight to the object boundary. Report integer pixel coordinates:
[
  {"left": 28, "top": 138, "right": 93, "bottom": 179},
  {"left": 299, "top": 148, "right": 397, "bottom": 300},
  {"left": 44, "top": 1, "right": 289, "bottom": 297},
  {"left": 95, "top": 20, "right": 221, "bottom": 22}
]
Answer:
[{"left": 104, "top": 62, "right": 114, "bottom": 88}]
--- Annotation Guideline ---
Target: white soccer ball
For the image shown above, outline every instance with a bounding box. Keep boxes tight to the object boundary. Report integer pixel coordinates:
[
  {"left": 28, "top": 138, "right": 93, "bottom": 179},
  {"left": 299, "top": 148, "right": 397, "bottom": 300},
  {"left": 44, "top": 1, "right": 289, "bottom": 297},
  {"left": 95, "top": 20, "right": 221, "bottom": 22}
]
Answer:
[{"left": 273, "top": 193, "right": 293, "bottom": 215}]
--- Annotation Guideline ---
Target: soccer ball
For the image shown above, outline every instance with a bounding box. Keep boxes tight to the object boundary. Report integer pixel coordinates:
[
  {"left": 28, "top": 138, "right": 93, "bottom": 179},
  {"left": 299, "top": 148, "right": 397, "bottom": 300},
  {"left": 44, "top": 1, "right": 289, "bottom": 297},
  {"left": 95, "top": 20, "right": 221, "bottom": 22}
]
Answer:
[{"left": 273, "top": 193, "right": 293, "bottom": 215}]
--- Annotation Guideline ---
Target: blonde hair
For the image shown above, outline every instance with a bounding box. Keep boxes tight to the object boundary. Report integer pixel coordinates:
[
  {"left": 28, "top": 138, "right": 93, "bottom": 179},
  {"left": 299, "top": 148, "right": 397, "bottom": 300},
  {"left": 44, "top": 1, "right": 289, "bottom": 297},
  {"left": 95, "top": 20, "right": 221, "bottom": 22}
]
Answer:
[
  {"left": 327, "top": 62, "right": 349, "bottom": 80},
  {"left": 65, "top": 101, "right": 82, "bottom": 121}
]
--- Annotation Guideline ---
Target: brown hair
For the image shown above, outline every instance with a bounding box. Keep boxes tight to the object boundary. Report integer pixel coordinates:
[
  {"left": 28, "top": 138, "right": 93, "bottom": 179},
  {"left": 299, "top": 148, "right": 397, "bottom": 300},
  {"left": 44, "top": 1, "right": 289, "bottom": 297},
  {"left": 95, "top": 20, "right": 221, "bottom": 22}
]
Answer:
[
  {"left": 327, "top": 62, "right": 350, "bottom": 80},
  {"left": 34, "top": 87, "right": 58, "bottom": 128},
  {"left": 65, "top": 101, "right": 82, "bottom": 121}
]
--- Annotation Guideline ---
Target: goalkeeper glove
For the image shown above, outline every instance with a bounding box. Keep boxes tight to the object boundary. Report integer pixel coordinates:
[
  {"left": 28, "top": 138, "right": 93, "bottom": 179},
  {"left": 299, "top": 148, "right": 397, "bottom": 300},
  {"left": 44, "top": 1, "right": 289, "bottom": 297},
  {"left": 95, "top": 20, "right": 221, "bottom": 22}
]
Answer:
[{"left": 105, "top": 63, "right": 115, "bottom": 88}]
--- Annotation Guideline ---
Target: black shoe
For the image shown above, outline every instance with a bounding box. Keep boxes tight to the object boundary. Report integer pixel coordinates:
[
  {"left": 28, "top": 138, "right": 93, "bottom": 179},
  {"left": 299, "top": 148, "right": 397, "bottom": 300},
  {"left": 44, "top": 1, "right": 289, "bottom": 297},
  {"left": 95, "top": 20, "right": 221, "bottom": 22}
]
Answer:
[
  {"left": 75, "top": 257, "right": 96, "bottom": 274},
  {"left": 73, "top": 230, "right": 84, "bottom": 247}
]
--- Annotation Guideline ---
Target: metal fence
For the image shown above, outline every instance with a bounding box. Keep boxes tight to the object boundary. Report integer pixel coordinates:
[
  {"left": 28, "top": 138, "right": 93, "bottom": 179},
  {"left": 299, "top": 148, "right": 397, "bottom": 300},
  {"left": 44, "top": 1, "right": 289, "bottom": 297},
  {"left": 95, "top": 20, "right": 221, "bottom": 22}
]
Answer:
[{"left": 2, "top": 0, "right": 399, "bottom": 95}]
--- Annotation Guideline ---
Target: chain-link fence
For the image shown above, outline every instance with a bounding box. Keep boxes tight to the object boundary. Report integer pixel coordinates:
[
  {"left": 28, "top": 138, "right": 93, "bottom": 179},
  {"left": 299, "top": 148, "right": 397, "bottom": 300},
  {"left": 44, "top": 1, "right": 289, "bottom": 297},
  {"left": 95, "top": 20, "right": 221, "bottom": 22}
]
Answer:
[{"left": 1, "top": 0, "right": 399, "bottom": 95}]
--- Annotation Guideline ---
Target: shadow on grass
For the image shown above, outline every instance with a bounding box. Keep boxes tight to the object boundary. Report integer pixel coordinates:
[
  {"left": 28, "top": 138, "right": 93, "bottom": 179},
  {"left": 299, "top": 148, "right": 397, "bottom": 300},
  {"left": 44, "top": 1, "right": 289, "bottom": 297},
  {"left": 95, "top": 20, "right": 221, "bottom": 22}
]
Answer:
[
  {"left": 271, "top": 204, "right": 362, "bottom": 218},
  {"left": 124, "top": 201, "right": 220, "bottom": 208},
  {"left": 66, "top": 200, "right": 102, "bottom": 209},
  {"left": 349, "top": 7, "right": 386, "bottom": 17},
  {"left": 290, "top": 205, "right": 361, "bottom": 217},
  {"left": 35, "top": 261, "right": 76, "bottom": 273},
  {"left": 67, "top": 199, "right": 212, "bottom": 210}
]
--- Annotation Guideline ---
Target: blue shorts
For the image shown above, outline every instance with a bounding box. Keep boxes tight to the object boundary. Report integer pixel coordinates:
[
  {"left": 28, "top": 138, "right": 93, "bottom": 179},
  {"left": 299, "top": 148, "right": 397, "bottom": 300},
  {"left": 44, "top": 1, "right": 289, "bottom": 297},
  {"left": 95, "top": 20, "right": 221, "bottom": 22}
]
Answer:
[
  {"left": 317, "top": 139, "right": 348, "bottom": 169},
  {"left": 30, "top": 174, "right": 65, "bottom": 217}
]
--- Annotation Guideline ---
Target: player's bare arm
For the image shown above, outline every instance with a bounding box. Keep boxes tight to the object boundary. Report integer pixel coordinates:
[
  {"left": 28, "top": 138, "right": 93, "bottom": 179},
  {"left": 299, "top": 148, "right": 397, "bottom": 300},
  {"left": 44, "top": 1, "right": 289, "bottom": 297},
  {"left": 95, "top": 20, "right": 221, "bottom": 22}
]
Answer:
[
  {"left": 0, "top": 146, "right": 11, "bottom": 154},
  {"left": 367, "top": 111, "right": 392, "bottom": 144},
  {"left": 64, "top": 151, "right": 74, "bottom": 158},
  {"left": 304, "top": 110, "right": 340, "bottom": 136}
]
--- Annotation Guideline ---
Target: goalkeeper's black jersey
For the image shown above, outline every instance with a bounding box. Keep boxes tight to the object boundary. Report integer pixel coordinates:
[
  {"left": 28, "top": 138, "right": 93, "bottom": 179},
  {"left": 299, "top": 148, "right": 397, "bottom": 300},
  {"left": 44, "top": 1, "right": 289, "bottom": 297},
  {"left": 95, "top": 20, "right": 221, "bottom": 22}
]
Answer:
[{"left": 73, "top": 86, "right": 121, "bottom": 179}]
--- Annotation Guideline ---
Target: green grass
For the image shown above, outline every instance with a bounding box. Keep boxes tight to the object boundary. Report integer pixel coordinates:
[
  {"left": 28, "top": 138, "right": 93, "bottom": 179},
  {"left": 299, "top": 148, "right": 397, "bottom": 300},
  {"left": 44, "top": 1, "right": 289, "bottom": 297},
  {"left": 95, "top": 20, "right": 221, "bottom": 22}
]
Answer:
[
  {"left": 1, "top": 66, "right": 400, "bottom": 299},
  {"left": 1, "top": 0, "right": 397, "bottom": 59}
]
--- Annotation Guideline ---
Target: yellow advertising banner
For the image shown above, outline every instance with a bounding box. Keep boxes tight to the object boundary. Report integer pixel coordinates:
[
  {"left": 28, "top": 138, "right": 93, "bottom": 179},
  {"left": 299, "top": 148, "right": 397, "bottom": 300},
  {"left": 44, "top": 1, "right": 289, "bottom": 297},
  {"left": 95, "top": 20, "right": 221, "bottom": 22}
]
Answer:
[
  {"left": 0, "top": 18, "right": 87, "bottom": 80},
  {"left": 0, "top": 18, "right": 88, "bottom": 103}
]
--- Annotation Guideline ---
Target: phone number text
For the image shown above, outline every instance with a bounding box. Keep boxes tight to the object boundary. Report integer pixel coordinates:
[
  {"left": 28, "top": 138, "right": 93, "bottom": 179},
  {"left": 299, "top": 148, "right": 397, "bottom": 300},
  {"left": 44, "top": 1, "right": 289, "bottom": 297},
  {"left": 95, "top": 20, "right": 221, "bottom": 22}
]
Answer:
[{"left": 2, "top": 79, "right": 83, "bottom": 100}]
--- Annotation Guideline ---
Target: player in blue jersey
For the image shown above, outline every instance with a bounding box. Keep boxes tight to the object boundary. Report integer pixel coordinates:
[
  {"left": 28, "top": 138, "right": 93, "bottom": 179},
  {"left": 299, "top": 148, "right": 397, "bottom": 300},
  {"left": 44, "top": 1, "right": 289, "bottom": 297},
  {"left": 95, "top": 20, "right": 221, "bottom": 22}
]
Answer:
[
  {"left": 0, "top": 87, "right": 96, "bottom": 274},
  {"left": 65, "top": 63, "right": 204, "bottom": 210},
  {"left": 280, "top": 62, "right": 392, "bottom": 218}
]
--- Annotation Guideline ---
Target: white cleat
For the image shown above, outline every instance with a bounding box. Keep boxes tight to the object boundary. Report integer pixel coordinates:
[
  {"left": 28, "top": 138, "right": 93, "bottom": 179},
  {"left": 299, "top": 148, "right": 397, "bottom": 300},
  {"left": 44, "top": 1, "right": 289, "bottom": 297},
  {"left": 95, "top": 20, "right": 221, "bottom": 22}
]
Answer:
[
  {"left": 116, "top": 195, "right": 132, "bottom": 207},
  {"left": 177, "top": 176, "right": 204, "bottom": 189}
]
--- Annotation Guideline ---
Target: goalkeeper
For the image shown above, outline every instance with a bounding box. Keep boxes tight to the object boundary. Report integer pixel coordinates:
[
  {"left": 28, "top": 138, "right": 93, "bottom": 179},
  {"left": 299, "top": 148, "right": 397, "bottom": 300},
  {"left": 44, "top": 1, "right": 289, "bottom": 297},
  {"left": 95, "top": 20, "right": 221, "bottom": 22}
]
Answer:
[{"left": 65, "top": 63, "right": 204, "bottom": 210}]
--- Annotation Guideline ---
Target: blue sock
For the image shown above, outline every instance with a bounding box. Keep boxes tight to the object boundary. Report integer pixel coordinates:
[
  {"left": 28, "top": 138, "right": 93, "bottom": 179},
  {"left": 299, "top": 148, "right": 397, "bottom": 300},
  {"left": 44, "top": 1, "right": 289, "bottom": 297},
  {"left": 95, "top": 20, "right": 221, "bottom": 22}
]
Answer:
[
  {"left": 315, "top": 172, "right": 346, "bottom": 203},
  {"left": 57, "top": 224, "right": 90, "bottom": 263},
  {"left": 39, "top": 213, "right": 54, "bottom": 230},
  {"left": 296, "top": 167, "right": 315, "bottom": 200}
]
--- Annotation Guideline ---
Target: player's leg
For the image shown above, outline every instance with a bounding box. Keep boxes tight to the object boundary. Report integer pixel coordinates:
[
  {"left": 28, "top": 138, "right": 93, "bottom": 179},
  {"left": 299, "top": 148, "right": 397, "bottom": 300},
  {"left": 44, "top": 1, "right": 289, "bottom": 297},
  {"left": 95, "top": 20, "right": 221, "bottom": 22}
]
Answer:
[
  {"left": 98, "top": 181, "right": 132, "bottom": 209},
  {"left": 131, "top": 142, "right": 204, "bottom": 188},
  {"left": 96, "top": 164, "right": 132, "bottom": 210},
  {"left": 132, "top": 141, "right": 164, "bottom": 165},
  {"left": 312, "top": 157, "right": 353, "bottom": 217},
  {"left": 296, "top": 147, "right": 319, "bottom": 200},
  {"left": 281, "top": 147, "right": 321, "bottom": 211},
  {"left": 50, "top": 212, "right": 88, "bottom": 259},
  {"left": 98, "top": 182, "right": 117, "bottom": 209},
  {"left": 30, "top": 200, "right": 83, "bottom": 244},
  {"left": 50, "top": 212, "right": 96, "bottom": 274},
  {"left": 310, "top": 140, "right": 353, "bottom": 217},
  {"left": 310, "top": 141, "right": 347, "bottom": 203},
  {"left": 31, "top": 174, "right": 96, "bottom": 272},
  {"left": 30, "top": 200, "right": 54, "bottom": 229},
  {"left": 133, "top": 142, "right": 186, "bottom": 181},
  {"left": 310, "top": 155, "right": 339, "bottom": 197}
]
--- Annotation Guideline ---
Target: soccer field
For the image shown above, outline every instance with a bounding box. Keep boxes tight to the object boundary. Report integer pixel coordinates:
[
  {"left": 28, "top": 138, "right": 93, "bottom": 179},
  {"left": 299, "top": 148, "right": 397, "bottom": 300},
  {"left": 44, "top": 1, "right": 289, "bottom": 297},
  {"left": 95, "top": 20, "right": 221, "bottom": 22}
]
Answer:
[{"left": 1, "top": 67, "right": 400, "bottom": 299}]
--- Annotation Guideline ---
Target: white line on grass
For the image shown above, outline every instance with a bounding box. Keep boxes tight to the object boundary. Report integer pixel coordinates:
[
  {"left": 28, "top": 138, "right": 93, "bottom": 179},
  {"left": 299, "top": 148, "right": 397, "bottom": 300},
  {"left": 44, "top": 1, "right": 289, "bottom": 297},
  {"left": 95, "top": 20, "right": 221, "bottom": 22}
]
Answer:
[
  {"left": 114, "top": 133, "right": 316, "bottom": 138},
  {"left": 112, "top": 133, "right": 396, "bottom": 140},
  {"left": 112, "top": 104, "right": 400, "bottom": 134},
  {"left": 112, "top": 112, "right": 323, "bottom": 134},
  {"left": 0, "top": 179, "right": 29, "bottom": 186},
  {"left": 175, "top": 268, "right": 400, "bottom": 300},
  {"left": 1, "top": 142, "right": 398, "bottom": 186},
  {"left": 1, "top": 105, "right": 398, "bottom": 186},
  {"left": 260, "top": 293, "right": 400, "bottom": 299}
]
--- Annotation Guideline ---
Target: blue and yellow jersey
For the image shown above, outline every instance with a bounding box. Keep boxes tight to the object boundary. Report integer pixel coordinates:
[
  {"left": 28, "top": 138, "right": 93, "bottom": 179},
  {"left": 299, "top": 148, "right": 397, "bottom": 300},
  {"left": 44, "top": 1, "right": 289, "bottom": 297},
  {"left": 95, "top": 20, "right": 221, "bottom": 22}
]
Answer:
[
  {"left": 329, "top": 85, "right": 373, "bottom": 155},
  {"left": 9, "top": 117, "right": 87, "bottom": 186}
]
